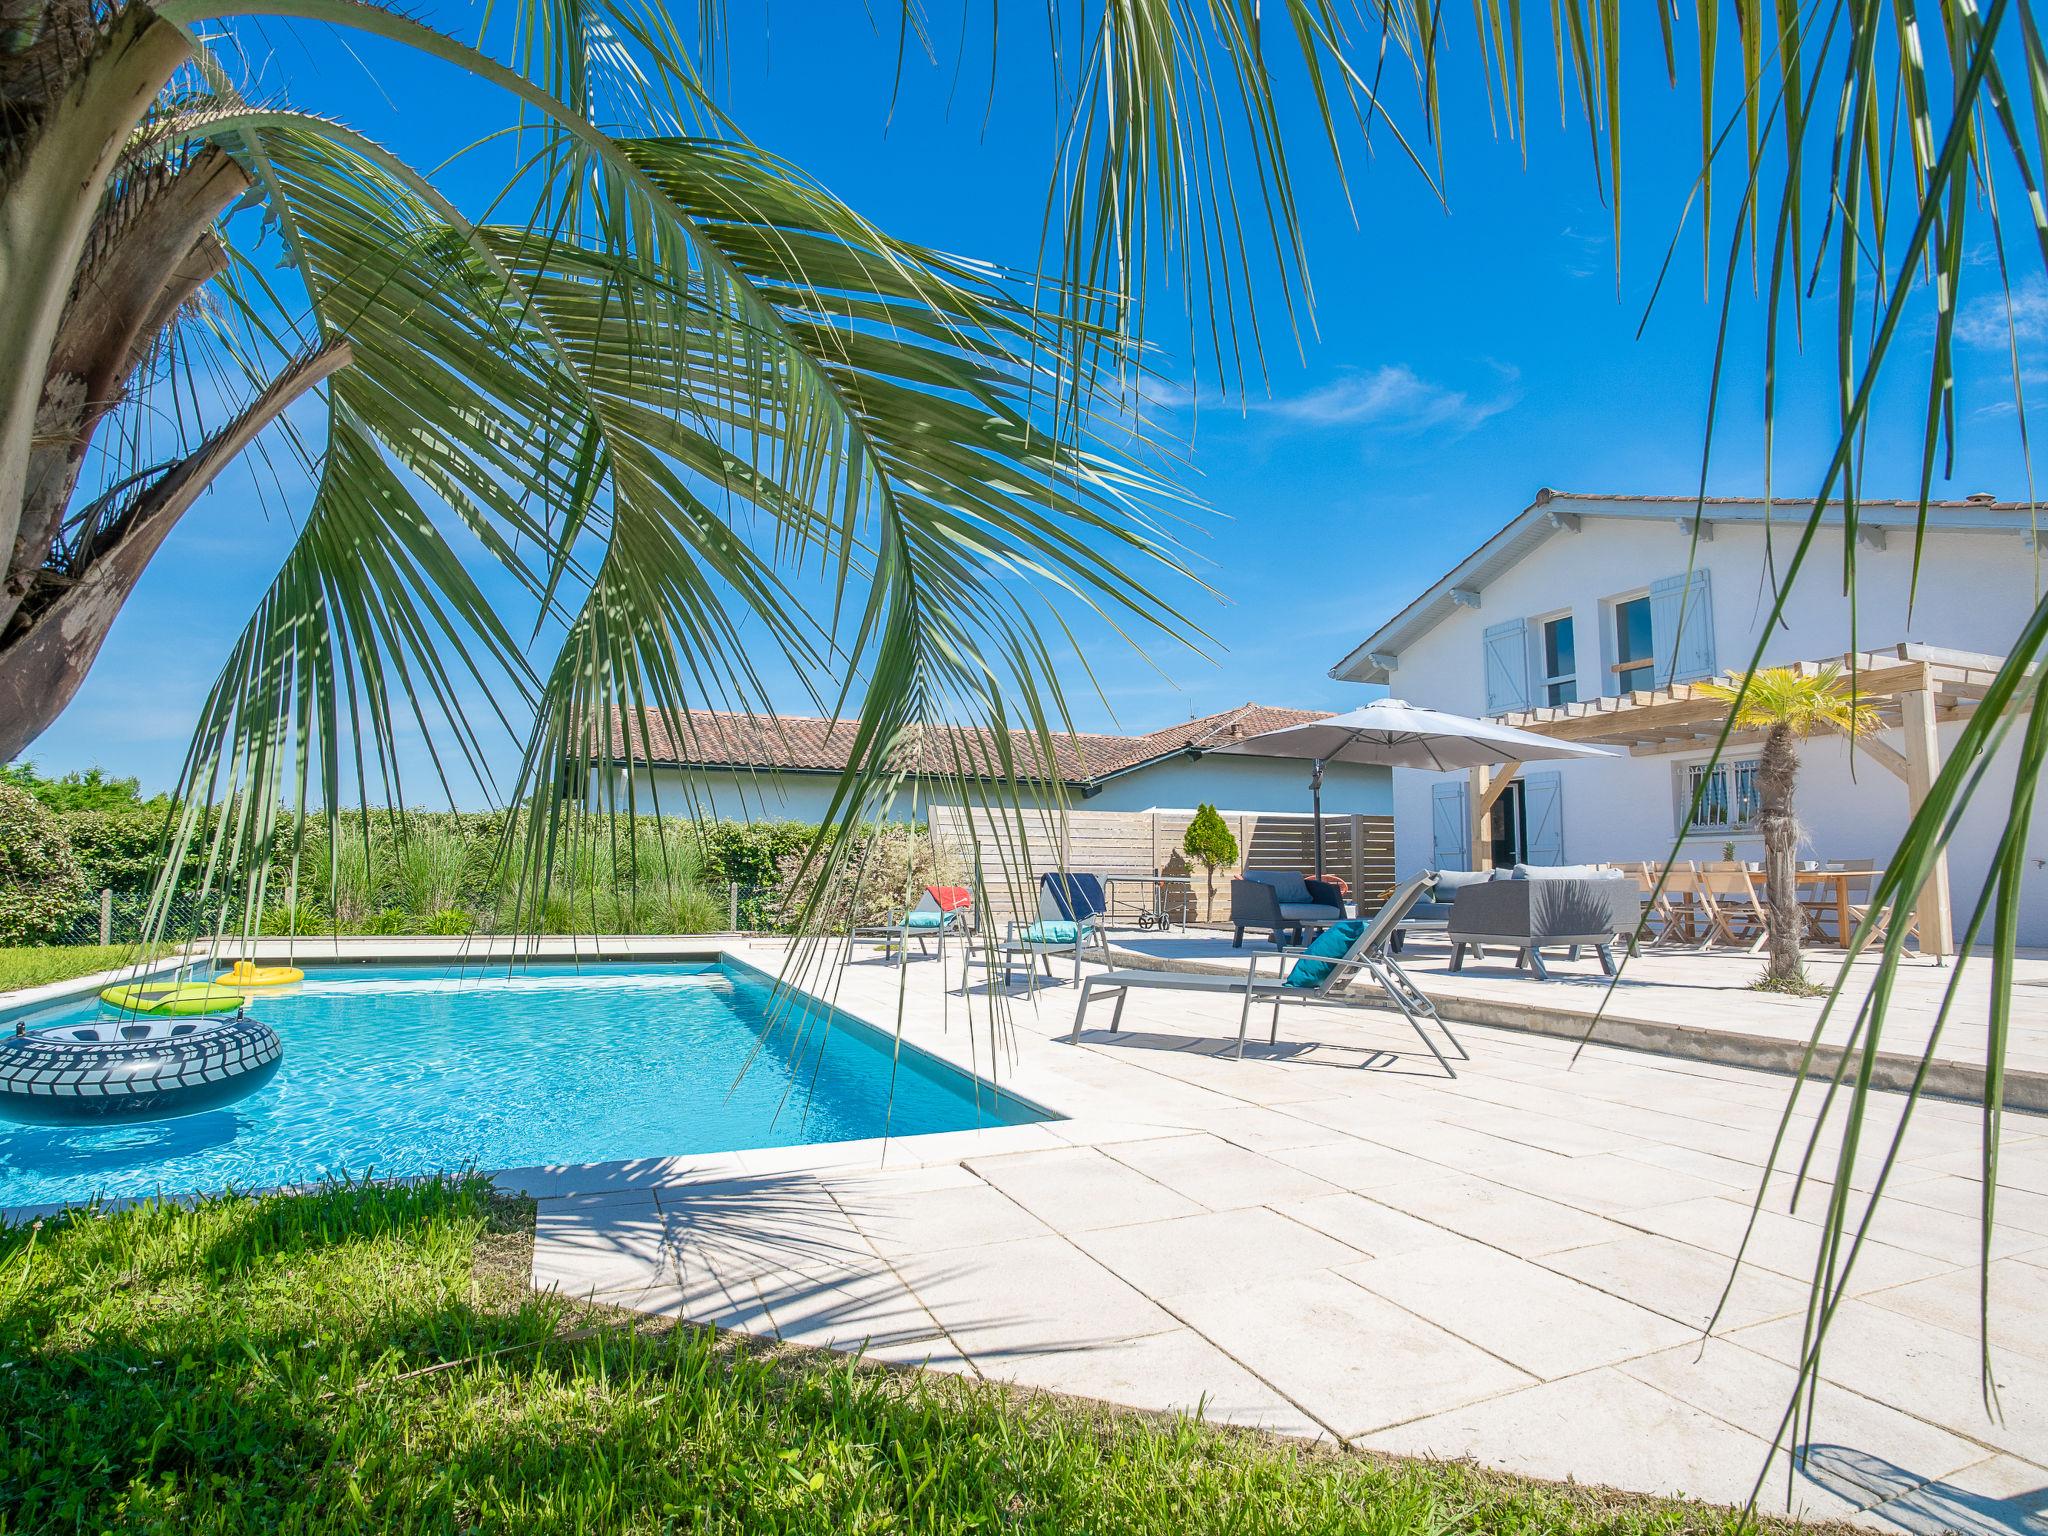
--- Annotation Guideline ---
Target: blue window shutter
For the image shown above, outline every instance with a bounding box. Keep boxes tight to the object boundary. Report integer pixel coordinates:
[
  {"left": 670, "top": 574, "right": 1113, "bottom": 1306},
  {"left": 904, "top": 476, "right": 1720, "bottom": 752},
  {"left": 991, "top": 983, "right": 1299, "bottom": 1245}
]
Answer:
[
  {"left": 1522, "top": 772, "right": 1564, "bottom": 865},
  {"left": 1431, "top": 781, "right": 1470, "bottom": 871},
  {"left": 1482, "top": 618, "right": 1531, "bottom": 714},
  {"left": 1649, "top": 569, "right": 1716, "bottom": 684}
]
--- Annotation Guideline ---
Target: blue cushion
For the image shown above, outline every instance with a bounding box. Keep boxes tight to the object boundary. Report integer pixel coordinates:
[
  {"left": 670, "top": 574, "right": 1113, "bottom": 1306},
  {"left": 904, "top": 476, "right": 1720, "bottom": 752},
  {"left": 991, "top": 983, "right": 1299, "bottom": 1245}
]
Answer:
[
  {"left": 1248, "top": 870, "right": 1313, "bottom": 903},
  {"left": 1020, "top": 921, "right": 1081, "bottom": 944},
  {"left": 1285, "top": 919, "right": 1366, "bottom": 989},
  {"left": 904, "top": 911, "right": 947, "bottom": 930}
]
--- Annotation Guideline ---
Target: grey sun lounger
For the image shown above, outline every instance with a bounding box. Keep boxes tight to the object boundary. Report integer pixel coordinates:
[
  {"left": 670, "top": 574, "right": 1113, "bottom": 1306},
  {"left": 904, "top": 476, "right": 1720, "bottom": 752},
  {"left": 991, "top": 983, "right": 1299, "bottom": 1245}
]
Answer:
[{"left": 1067, "top": 872, "right": 1468, "bottom": 1077}]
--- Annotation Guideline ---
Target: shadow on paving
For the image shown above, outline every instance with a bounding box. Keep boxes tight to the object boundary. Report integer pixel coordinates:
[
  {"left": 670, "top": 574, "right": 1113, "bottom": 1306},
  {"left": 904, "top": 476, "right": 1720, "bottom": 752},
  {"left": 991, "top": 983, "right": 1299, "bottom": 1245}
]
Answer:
[{"left": 1801, "top": 1445, "right": 2047, "bottom": 1535}]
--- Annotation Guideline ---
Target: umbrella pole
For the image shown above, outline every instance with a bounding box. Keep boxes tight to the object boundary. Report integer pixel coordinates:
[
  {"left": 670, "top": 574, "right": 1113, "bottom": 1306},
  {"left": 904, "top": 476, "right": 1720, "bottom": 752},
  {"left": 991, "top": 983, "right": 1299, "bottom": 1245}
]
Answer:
[{"left": 1310, "top": 759, "right": 1325, "bottom": 879}]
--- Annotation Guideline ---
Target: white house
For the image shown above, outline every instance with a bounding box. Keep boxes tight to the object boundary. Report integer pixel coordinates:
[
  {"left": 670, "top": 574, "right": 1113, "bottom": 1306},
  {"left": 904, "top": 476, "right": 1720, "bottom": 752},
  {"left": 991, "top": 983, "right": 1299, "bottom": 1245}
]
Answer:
[
  {"left": 603, "top": 702, "right": 1390, "bottom": 824},
  {"left": 1329, "top": 489, "right": 2048, "bottom": 946}
]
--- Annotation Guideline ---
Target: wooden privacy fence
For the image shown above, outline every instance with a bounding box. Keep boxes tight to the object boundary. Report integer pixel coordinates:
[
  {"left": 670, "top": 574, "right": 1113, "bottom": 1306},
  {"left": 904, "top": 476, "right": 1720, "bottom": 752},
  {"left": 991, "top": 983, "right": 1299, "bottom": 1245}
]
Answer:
[{"left": 929, "top": 805, "right": 1394, "bottom": 927}]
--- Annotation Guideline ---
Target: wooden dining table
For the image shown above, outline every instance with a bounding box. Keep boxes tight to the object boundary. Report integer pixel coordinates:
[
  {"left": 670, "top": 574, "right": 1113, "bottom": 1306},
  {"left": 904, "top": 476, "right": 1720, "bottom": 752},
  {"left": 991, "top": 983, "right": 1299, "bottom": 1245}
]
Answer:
[{"left": 1786, "top": 867, "right": 1880, "bottom": 946}]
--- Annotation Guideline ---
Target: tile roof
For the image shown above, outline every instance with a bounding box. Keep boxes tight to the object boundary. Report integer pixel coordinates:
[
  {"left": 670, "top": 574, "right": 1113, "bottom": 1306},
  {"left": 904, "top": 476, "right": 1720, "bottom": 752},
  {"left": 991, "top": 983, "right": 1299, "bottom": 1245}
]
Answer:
[{"left": 607, "top": 702, "right": 1332, "bottom": 786}]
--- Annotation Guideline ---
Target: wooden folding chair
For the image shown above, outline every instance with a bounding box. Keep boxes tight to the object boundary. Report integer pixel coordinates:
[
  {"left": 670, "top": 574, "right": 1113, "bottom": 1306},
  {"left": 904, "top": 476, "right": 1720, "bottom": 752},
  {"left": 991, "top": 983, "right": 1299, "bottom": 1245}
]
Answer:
[
  {"left": 1699, "top": 864, "right": 1770, "bottom": 953},
  {"left": 1841, "top": 865, "right": 1918, "bottom": 949},
  {"left": 1615, "top": 860, "right": 1681, "bottom": 947}
]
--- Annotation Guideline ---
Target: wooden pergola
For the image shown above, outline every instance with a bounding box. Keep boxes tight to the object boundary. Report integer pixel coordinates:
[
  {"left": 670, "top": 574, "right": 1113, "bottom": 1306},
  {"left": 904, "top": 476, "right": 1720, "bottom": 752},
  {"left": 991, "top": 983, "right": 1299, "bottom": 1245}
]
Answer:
[{"left": 1470, "top": 643, "right": 2014, "bottom": 958}]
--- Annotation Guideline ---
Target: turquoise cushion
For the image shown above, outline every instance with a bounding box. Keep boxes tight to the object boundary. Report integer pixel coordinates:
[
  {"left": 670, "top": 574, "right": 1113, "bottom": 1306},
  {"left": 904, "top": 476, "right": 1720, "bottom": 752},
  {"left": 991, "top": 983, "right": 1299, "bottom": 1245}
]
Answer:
[
  {"left": 904, "top": 911, "right": 948, "bottom": 930},
  {"left": 1285, "top": 919, "right": 1366, "bottom": 989},
  {"left": 1020, "top": 920, "right": 1081, "bottom": 944}
]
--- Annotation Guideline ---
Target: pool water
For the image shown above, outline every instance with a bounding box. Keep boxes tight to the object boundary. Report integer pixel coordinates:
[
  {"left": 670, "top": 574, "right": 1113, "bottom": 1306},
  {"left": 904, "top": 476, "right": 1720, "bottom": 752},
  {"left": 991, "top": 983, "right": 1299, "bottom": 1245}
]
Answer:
[{"left": 0, "top": 962, "right": 1044, "bottom": 1211}]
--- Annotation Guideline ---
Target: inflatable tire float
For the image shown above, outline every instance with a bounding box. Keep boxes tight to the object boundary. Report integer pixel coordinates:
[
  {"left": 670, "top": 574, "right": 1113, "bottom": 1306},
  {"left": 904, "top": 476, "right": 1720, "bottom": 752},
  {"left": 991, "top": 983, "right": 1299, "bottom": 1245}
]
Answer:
[
  {"left": 99, "top": 982, "right": 247, "bottom": 1017},
  {"left": 0, "top": 1015, "right": 282, "bottom": 1124},
  {"left": 217, "top": 961, "right": 305, "bottom": 988}
]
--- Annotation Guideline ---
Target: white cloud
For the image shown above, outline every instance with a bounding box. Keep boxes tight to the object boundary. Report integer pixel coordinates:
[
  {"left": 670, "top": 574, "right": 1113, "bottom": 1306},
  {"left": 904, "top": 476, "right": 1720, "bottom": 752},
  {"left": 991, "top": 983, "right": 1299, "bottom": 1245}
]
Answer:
[
  {"left": 1248, "top": 364, "right": 1518, "bottom": 435},
  {"left": 1955, "top": 275, "right": 2048, "bottom": 349}
]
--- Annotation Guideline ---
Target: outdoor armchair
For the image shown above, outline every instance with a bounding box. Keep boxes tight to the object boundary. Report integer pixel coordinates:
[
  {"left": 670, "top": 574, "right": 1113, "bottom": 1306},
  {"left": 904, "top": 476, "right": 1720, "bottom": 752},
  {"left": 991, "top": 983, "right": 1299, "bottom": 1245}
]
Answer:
[
  {"left": 1444, "top": 870, "right": 1641, "bottom": 980},
  {"left": 1230, "top": 869, "right": 1347, "bottom": 948},
  {"left": 1071, "top": 872, "right": 1466, "bottom": 1076}
]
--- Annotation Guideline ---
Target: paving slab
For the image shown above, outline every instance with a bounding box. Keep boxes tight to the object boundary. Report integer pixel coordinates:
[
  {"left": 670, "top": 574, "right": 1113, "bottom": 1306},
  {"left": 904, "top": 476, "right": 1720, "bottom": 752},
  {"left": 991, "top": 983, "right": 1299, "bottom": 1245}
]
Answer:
[
  {"left": 1538, "top": 1230, "right": 1818, "bottom": 1331},
  {"left": 1851, "top": 1454, "right": 2048, "bottom": 1535},
  {"left": 1162, "top": 1272, "right": 1536, "bottom": 1438},
  {"left": 893, "top": 1234, "right": 1183, "bottom": 1362},
  {"left": 841, "top": 1179, "right": 1052, "bottom": 1257},
  {"left": 1359, "top": 1369, "right": 1859, "bottom": 1522},
  {"left": 1859, "top": 1258, "right": 2048, "bottom": 1366},
  {"left": 1730, "top": 1301, "right": 2048, "bottom": 1462},
  {"left": 531, "top": 1191, "right": 666, "bottom": 1298},
  {"left": 1619, "top": 1195, "right": 1959, "bottom": 1294},
  {"left": 1261, "top": 1134, "right": 1444, "bottom": 1190},
  {"left": 1363, "top": 1172, "right": 1633, "bottom": 1256},
  {"left": 1339, "top": 1239, "right": 1698, "bottom": 1378},
  {"left": 1069, "top": 1206, "right": 1363, "bottom": 1297},
  {"left": 1100, "top": 1133, "right": 1342, "bottom": 1210},
  {"left": 964, "top": 1145, "right": 1204, "bottom": 1232},
  {"left": 1267, "top": 1192, "right": 1467, "bottom": 1259},
  {"left": 1620, "top": 1338, "right": 1998, "bottom": 1502},
  {"left": 974, "top": 1325, "right": 1328, "bottom": 1442}
]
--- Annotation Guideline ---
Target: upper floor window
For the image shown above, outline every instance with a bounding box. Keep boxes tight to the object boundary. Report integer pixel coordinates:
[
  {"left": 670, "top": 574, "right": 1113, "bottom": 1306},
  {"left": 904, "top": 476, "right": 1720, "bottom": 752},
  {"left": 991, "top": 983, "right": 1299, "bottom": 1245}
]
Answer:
[
  {"left": 1614, "top": 594, "right": 1656, "bottom": 691},
  {"left": 1538, "top": 615, "right": 1577, "bottom": 706}
]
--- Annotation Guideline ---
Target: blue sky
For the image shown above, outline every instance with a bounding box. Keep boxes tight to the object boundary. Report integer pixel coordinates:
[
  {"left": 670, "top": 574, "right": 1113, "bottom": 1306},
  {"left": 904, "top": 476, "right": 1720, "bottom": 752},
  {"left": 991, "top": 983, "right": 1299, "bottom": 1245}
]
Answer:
[{"left": 25, "top": 6, "right": 2044, "bottom": 798}]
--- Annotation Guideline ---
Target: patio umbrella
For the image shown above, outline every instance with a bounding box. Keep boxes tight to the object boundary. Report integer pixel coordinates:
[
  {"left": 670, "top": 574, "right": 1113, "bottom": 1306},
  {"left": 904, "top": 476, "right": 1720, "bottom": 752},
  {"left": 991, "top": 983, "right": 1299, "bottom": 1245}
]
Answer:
[{"left": 1208, "top": 699, "right": 1616, "bottom": 876}]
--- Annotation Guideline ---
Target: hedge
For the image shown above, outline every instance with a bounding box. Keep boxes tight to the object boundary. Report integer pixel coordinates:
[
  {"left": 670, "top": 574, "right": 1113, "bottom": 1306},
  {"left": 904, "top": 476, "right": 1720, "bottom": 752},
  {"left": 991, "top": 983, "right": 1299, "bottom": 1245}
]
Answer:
[{"left": 4, "top": 806, "right": 919, "bottom": 944}]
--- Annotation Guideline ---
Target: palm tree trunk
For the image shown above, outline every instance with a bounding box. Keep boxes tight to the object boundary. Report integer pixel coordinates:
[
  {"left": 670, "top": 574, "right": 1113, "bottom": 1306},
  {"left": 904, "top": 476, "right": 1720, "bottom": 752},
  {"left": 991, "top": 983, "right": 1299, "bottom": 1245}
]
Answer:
[
  {"left": 1756, "top": 722, "right": 1806, "bottom": 984},
  {"left": 0, "top": 341, "right": 351, "bottom": 761}
]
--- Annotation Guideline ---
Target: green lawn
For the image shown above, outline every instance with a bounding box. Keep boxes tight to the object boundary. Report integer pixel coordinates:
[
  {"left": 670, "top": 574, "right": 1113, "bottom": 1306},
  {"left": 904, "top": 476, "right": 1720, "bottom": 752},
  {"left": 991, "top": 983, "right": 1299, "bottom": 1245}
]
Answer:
[
  {"left": 0, "top": 943, "right": 166, "bottom": 994},
  {"left": 0, "top": 1178, "right": 1834, "bottom": 1534}
]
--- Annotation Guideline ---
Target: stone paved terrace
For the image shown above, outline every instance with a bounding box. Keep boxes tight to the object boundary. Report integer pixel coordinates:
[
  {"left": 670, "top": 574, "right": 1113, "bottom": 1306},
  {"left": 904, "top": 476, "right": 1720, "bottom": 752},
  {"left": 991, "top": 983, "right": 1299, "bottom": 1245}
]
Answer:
[
  {"left": 511, "top": 938, "right": 2048, "bottom": 1532},
  {"left": 1102, "top": 929, "right": 2048, "bottom": 1111}
]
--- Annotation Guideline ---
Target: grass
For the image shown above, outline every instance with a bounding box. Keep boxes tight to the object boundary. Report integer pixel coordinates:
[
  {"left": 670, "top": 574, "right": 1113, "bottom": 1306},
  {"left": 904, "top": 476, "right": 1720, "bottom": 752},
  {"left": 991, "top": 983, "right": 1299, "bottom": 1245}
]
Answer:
[
  {"left": 0, "top": 1179, "right": 1845, "bottom": 1535},
  {"left": 0, "top": 943, "right": 164, "bottom": 993}
]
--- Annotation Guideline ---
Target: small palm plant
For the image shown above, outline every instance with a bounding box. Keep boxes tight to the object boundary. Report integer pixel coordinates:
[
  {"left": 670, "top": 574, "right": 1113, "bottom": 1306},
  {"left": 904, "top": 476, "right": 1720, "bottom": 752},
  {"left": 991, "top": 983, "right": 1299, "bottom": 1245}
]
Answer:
[
  {"left": 1695, "top": 666, "right": 1881, "bottom": 991},
  {"left": 1180, "top": 803, "right": 1239, "bottom": 923}
]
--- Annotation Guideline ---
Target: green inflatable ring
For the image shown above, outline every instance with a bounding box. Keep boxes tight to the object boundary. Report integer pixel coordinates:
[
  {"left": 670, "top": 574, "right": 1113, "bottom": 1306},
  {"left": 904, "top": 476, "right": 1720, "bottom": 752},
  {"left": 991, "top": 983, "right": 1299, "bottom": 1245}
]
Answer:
[{"left": 98, "top": 982, "right": 246, "bottom": 1017}]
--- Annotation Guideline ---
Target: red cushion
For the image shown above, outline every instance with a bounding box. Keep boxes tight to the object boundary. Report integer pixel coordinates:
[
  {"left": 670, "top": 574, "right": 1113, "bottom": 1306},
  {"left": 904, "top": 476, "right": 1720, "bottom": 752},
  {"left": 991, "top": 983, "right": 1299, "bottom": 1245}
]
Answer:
[{"left": 928, "top": 885, "right": 973, "bottom": 912}]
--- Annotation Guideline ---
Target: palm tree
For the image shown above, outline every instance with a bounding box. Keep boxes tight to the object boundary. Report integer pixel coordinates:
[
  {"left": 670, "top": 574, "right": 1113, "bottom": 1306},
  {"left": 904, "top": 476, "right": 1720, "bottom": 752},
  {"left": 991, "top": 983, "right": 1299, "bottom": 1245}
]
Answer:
[
  {"left": 1, "top": 0, "right": 1208, "bottom": 933},
  {"left": 1696, "top": 666, "right": 1881, "bottom": 990}
]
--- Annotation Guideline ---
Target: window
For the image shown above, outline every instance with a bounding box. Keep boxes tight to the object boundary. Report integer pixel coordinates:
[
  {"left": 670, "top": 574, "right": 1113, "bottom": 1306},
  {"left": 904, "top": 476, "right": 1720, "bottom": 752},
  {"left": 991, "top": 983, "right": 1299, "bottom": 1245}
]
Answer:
[
  {"left": 1682, "top": 757, "right": 1762, "bottom": 832},
  {"left": 1614, "top": 594, "right": 1655, "bottom": 691},
  {"left": 1538, "top": 615, "right": 1577, "bottom": 706}
]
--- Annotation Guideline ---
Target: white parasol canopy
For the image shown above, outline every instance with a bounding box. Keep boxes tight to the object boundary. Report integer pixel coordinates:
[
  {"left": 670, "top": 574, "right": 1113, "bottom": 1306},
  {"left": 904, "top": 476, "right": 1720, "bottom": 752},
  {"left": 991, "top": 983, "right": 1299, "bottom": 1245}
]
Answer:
[{"left": 1208, "top": 699, "right": 1618, "bottom": 771}]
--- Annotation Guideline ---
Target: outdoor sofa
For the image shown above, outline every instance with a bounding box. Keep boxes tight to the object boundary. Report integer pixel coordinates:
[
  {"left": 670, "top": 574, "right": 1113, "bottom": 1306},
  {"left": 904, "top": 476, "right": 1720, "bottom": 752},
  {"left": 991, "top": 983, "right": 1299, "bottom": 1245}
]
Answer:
[
  {"left": 1440, "top": 864, "right": 1642, "bottom": 980},
  {"left": 1069, "top": 872, "right": 1467, "bottom": 1076},
  {"left": 1229, "top": 869, "right": 1348, "bottom": 948}
]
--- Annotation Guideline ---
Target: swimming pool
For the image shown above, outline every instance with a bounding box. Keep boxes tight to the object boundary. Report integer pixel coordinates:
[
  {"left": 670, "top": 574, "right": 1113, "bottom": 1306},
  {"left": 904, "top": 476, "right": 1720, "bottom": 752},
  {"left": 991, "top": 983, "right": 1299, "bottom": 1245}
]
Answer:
[{"left": 0, "top": 960, "right": 1046, "bottom": 1211}]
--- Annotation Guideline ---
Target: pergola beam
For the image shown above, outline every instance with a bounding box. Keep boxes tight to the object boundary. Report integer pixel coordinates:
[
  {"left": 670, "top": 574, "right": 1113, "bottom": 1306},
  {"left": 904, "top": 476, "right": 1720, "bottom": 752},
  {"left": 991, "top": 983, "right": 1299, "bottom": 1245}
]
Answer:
[{"left": 1491, "top": 642, "right": 1998, "bottom": 961}]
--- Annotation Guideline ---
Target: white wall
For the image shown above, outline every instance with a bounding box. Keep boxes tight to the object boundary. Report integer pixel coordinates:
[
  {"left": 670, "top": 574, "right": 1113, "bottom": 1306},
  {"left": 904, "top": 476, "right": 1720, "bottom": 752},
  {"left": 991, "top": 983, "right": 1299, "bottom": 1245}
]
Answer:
[
  {"left": 608, "top": 752, "right": 1390, "bottom": 826},
  {"left": 1378, "top": 515, "right": 2048, "bottom": 943}
]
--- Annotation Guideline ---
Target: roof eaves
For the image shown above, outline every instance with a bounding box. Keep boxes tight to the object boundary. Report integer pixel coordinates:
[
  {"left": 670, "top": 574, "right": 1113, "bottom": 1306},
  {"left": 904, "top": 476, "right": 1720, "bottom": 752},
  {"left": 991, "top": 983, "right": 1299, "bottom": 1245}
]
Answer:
[
  {"left": 1327, "top": 494, "right": 1564, "bottom": 684},
  {"left": 1327, "top": 489, "right": 2040, "bottom": 685}
]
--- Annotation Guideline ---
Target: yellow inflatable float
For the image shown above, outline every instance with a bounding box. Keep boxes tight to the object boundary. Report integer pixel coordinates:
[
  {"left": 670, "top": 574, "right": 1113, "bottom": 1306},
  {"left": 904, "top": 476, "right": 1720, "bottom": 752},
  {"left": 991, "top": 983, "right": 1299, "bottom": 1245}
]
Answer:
[
  {"left": 100, "top": 982, "right": 246, "bottom": 1017},
  {"left": 217, "top": 961, "right": 305, "bottom": 988}
]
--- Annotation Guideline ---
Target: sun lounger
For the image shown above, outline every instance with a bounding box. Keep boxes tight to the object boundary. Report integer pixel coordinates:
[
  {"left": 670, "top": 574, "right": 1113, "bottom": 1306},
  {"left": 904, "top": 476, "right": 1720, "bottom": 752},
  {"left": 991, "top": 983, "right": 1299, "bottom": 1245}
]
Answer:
[
  {"left": 851, "top": 885, "right": 975, "bottom": 965},
  {"left": 1068, "top": 873, "right": 1466, "bottom": 1076},
  {"left": 962, "top": 872, "right": 1112, "bottom": 989}
]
